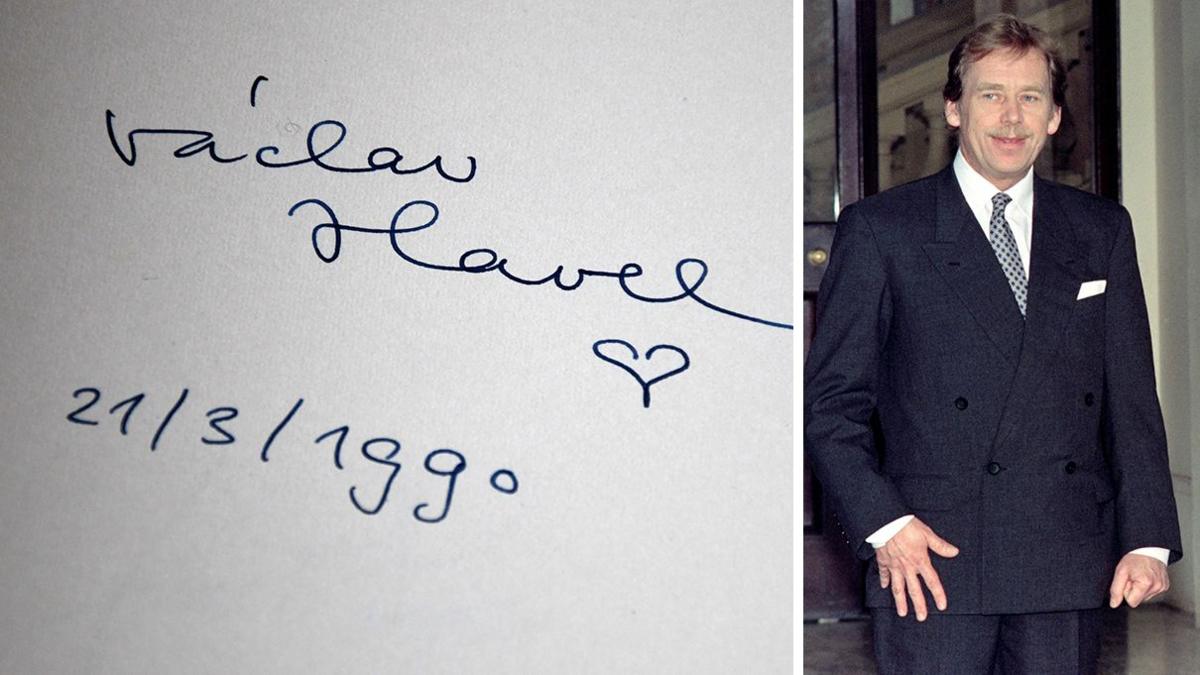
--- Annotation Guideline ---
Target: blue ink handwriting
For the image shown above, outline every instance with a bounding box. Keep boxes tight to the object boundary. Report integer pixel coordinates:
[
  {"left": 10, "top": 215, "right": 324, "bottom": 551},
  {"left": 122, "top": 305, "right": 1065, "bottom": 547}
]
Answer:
[
  {"left": 250, "top": 75, "right": 268, "bottom": 107},
  {"left": 105, "top": 78, "right": 476, "bottom": 183},
  {"left": 288, "top": 198, "right": 794, "bottom": 330},
  {"left": 104, "top": 77, "right": 792, "bottom": 333},
  {"left": 592, "top": 340, "right": 690, "bottom": 408},
  {"left": 66, "top": 385, "right": 518, "bottom": 523}
]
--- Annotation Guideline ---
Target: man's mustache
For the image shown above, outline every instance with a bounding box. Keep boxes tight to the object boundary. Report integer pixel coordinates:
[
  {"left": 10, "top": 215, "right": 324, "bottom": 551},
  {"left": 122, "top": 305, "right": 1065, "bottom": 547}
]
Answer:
[{"left": 990, "top": 127, "right": 1032, "bottom": 139}]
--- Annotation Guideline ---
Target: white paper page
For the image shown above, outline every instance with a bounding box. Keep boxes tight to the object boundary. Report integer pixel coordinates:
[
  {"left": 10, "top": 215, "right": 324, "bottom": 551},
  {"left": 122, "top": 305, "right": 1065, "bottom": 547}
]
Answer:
[{"left": 0, "top": 2, "right": 792, "bottom": 673}]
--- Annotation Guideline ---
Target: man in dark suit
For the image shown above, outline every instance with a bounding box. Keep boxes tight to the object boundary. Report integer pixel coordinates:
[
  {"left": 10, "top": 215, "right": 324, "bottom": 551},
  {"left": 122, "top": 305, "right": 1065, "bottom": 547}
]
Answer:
[{"left": 804, "top": 14, "right": 1182, "bottom": 674}]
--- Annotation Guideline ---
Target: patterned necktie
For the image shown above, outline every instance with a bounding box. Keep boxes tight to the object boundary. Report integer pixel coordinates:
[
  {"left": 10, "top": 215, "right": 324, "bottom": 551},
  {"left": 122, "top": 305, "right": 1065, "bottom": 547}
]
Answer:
[{"left": 989, "top": 192, "right": 1027, "bottom": 316}]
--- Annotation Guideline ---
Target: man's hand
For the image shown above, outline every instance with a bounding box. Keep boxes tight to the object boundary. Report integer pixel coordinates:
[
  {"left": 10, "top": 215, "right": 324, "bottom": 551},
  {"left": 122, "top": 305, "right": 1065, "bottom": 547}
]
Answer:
[
  {"left": 1109, "top": 552, "right": 1170, "bottom": 608},
  {"left": 876, "top": 517, "right": 959, "bottom": 621}
]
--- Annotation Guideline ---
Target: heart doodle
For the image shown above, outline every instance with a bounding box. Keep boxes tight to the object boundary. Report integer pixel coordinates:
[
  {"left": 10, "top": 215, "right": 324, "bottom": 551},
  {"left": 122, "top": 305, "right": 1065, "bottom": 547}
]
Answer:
[{"left": 592, "top": 339, "right": 690, "bottom": 408}]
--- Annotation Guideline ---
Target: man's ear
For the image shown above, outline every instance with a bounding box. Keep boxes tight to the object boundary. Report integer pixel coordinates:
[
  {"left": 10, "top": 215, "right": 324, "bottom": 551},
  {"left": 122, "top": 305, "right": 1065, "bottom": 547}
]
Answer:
[
  {"left": 1048, "top": 105, "right": 1062, "bottom": 135},
  {"left": 944, "top": 99, "right": 962, "bottom": 129}
]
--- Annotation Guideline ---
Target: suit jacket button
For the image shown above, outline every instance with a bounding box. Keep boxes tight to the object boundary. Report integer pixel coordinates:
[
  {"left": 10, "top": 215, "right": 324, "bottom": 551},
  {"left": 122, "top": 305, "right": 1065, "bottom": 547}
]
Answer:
[
  {"left": 1065, "top": 461, "right": 1078, "bottom": 474},
  {"left": 987, "top": 461, "right": 1003, "bottom": 475},
  {"left": 1084, "top": 392, "right": 1095, "bottom": 406},
  {"left": 955, "top": 397, "right": 969, "bottom": 410}
]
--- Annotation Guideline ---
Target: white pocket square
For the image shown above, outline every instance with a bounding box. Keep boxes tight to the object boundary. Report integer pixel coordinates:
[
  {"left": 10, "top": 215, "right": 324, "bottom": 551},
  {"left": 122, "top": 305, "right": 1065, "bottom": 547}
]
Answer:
[{"left": 1077, "top": 280, "right": 1107, "bottom": 300}]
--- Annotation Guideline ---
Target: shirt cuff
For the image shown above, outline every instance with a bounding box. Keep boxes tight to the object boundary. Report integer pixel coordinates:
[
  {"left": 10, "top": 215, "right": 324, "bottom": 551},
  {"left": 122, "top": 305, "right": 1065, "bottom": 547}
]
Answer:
[
  {"left": 1128, "top": 547, "right": 1170, "bottom": 565},
  {"left": 867, "top": 514, "right": 915, "bottom": 548}
]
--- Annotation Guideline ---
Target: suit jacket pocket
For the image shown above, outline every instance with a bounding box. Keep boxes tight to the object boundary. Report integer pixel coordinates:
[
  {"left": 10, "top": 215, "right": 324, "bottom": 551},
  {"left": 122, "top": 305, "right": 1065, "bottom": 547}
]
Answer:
[
  {"left": 1034, "top": 470, "right": 1116, "bottom": 541},
  {"left": 892, "top": 475, "right": 975, "bottom": 512},
  {"left": 1073, "top": 293, "right": 1107, "bottom": 322}
]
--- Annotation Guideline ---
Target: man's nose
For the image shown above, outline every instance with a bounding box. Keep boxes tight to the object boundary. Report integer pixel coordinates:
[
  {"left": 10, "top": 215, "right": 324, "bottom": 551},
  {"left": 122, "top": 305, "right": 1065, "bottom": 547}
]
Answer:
[{"left": 1000, "top": 97, "right": 1022, "bottom": 124}]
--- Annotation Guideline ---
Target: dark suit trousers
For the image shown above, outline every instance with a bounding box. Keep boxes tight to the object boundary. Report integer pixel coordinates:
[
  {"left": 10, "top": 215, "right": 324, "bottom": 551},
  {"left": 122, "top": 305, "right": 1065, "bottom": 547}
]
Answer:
[{"left": 871, "top": 608, "right": 1103, "bottom": 674}]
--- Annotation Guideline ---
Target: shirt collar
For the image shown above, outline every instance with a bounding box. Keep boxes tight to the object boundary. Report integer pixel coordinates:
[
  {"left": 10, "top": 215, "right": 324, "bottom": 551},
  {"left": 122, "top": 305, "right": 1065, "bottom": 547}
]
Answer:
[{"left": 952, "top": 150, "right": 1034, "bottom": 217}]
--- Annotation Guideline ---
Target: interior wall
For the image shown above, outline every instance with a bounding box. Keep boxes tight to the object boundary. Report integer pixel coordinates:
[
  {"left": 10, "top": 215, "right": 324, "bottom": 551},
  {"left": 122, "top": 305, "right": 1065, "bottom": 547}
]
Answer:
[{"left": 1121, "top": 0, "right": 1200, "bottom": 620}]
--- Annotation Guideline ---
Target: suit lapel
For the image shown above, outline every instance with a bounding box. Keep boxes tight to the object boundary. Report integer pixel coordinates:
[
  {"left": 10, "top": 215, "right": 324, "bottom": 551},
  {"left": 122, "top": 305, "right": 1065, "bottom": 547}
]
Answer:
[
  {"left": 990, "top": 176, "right": 1082, "bottom": 451},
  {"left": 922, "top": 167, "right": 1025, "bottom": 365}
]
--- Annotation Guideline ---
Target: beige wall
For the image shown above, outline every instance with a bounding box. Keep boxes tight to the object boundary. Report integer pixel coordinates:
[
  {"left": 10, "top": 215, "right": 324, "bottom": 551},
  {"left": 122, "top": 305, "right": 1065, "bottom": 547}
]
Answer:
[{"left": 1120, "top": 0, "right": 1200, "bottom": 621}]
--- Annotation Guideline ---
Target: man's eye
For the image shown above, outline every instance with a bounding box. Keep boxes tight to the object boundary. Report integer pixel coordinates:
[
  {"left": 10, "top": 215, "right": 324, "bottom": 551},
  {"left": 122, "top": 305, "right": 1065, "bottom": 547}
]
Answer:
[
  {"left": 1022, "top": 94, "right": 1041, "bottom": 103},
  {"left": 982, "top": 93, "right": 1000, "bottom": 101}
]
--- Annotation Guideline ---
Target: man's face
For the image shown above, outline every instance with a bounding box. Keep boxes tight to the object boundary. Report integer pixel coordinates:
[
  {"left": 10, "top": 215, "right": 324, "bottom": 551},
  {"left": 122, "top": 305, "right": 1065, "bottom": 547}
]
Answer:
[{"left": 945, "top": 48, "right": 1062, "bottom": 190}]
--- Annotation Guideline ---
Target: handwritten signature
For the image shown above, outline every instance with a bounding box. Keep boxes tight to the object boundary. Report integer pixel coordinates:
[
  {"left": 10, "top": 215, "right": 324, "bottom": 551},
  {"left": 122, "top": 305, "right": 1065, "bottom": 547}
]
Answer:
[{"left": 103, "top": 77, "right": 791, "bottom": 330}]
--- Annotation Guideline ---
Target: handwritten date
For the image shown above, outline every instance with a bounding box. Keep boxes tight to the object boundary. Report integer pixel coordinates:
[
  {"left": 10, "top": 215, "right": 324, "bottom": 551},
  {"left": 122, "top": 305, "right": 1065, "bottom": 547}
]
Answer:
[{"left": 67, "top": 386, "right": 518, "bottom": 523}]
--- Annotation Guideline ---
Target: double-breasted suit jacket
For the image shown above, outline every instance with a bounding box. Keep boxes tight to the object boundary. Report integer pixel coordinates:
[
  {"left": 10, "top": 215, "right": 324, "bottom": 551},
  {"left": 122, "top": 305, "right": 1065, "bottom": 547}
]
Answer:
[{"left": 804, "top": 165, "right": 1182, "bottom": 615}]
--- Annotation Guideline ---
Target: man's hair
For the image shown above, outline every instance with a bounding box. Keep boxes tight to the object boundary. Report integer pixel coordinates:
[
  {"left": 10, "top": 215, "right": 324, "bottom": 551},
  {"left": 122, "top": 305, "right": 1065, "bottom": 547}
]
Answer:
[{"left": 943, "top": 13, "right": 1067, "bottom": 107}]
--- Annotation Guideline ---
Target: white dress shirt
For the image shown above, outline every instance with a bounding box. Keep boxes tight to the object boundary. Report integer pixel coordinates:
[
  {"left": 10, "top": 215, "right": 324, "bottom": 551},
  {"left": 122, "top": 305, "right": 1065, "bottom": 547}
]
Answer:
[
  {"left": 865, "top": 152, "right": 1169, "bottom": 566},
  {"left": 953, "top": 150, "right": 1033, "bottom": 280}
]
